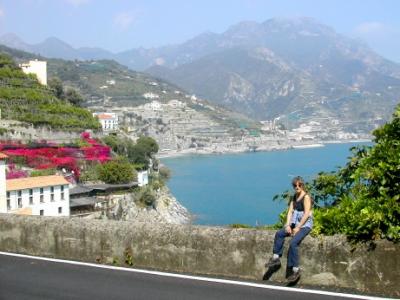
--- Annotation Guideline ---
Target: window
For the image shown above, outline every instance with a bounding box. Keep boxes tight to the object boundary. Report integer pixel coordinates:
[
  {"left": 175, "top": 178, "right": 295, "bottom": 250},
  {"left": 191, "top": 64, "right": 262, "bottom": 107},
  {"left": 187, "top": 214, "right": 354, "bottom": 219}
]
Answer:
[
  {"left": 40, "top": 188, "right": 44, "bottom": 203},
  {"left": 17, "top": 190, "right": 22, "bottom": 208},
  {"left": 50, "top": 186, "right": 54, "bottom": 201},
  {"left": 40, "top": 209, "right": 44, "bottom": 216},
  {"left": 61, "top": 185, "right": 65, "bottom": 200},
  {"left": 58, "top": 207, "right": 62, "bottom": 214},
  {"left": 29, "top": 189, "right": 33, "bottom": 205}
]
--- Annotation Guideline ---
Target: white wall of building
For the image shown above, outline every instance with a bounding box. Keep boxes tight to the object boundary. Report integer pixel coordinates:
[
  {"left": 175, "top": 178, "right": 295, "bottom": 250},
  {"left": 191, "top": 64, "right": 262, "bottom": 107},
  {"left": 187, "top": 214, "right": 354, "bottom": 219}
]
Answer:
[
  {"left": 93, "top": 112, "right": 119, "bottom": 131},
  {"left": 6, "top": 185, "right": 70, "bottom": 216},
  {"left": 20, "top": 60, "right": 47, "bottom": 86},
  {"left": 0, "top": 159, "right": 6, "bottom": 212},
  {"left": 137, "top": 170, "right": 149, "bottom": 187}
]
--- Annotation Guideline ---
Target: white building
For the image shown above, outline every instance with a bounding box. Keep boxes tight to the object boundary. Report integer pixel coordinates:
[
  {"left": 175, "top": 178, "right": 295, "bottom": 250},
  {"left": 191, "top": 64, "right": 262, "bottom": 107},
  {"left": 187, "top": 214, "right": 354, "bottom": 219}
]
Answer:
[
  {"left": 167, "top": 99, "right": 186, "bottom": 108},
  {"left": 0, "top": 153, "right": 7, "bottom": 213},
  {"left": 19, "top": 60, "right": 47, "bottom": 85},
  {"left": 144, "top": 101, "right": 162, "bottom": 111},
  {"left": 93, "top": 112, "right": 119, "bottom": 131},
  {"left": 0, "top": 154, "right": 70, "bottom": 216},
  {"left": 143, "top": 92, "right": 160, "bottom": 99},
  {"left": 137, "top": 170, "right": 149, "bottom": 187}
]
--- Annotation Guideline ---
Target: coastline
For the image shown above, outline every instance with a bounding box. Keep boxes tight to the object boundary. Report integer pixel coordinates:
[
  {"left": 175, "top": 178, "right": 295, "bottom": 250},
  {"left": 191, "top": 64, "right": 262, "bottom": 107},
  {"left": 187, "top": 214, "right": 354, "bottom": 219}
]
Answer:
[{"left": 157, "top": 138, "right": 372, "bottom": 159}]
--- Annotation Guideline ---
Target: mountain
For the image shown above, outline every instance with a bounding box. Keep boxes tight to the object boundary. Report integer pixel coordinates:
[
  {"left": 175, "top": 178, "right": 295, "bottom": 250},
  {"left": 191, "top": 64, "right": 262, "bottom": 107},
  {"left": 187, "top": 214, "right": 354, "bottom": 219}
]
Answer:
[
  {"left": 0, "top": 34, "right": 115, "bottom": 61},
  {"left": 0, "top": 33, "right": 31, "bottom": 52},
  {"left": 2, "top": 17, "right": 400, "bottom": 132},
  {"left": 145, "top": 18, "right": 400, "bottom": 132}
]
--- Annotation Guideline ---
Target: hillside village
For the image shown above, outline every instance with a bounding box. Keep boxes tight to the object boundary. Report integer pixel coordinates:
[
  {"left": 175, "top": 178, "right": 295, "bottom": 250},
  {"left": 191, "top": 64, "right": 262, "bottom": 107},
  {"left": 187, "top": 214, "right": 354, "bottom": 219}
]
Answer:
[{"left": 91, "top": 98, "right": 371, "bottom": 157}]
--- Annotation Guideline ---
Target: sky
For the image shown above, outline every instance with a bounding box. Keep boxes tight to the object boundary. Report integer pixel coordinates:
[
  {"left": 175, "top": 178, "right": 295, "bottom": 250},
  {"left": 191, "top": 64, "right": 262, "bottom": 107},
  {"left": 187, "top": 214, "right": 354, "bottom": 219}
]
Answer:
[{"left": 0, "top": 0, "right": 400, "bottom": 62}]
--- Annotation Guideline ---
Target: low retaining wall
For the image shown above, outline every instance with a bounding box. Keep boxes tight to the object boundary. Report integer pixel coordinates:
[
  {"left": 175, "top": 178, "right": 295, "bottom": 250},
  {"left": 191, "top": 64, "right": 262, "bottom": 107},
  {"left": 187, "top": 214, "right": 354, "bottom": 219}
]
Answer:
[{"left": 0, "top": 214, "right": 398, "bottom": 297}]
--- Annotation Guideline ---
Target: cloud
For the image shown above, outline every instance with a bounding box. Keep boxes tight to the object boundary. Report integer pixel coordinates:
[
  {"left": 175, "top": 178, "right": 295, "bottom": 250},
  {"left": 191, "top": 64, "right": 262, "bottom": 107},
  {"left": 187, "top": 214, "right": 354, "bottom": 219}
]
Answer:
[
  {"left": 64, "top": 0, "right": 90, "bottom": 7},
  {"left": 113, "top": 11, "right": 137, "bottom": 30},
  {"left": 0, "top": 8, "right": 4, "bottom": 17}
]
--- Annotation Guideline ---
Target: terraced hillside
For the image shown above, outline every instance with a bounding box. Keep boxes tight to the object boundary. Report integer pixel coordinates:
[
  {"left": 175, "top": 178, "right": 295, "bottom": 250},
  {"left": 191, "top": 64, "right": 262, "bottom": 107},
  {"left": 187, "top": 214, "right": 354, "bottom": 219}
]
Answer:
[{"left": 0, "top": 53, "right": 100, "bottom": 132}]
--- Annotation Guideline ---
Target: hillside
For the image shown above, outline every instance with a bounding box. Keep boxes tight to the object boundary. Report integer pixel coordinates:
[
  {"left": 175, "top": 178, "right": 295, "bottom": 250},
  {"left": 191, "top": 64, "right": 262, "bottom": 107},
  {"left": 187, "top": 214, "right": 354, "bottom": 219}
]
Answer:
[
  {"left": 146, "top": 18, "right": 400, "bottom": 132},
  {"left": 44, "top": 57, "right": 265, "bottom": 152},
  {"left": 0, "top": 44, "right": 268, "bottom": 152},
  {"left": 0, "top": 51, "right": 100, "bottom": 132},
  {"left": 0, "top": 44, "right": 255, "bottom": 126},
  {"left": 45, "top": 56, "right": 259, "bottom": 132}
]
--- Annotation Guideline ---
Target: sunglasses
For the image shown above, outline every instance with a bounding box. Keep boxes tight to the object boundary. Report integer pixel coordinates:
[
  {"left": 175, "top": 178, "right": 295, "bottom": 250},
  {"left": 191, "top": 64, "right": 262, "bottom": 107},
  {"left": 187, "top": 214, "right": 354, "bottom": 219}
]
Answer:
[{"left": 292, "top": 183, "right": 303, "bottom": 188}]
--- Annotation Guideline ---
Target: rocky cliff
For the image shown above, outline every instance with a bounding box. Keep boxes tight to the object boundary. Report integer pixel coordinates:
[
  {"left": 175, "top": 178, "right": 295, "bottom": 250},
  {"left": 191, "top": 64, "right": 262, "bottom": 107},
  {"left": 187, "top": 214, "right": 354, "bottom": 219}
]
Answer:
[{"left": 84, "top": 186, "right": 192, "bottom": 225}]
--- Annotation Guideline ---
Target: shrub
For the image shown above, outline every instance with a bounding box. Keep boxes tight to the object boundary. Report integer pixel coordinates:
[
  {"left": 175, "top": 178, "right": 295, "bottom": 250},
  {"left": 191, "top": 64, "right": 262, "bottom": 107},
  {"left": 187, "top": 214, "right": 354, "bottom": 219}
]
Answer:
[
  {"left": 98, "top": 158, "right": 135, "bottom": 184},
  {"left": 159, "top": 166, "right": 171, "bottom": 182},
  {"left": 79, "top": 163, "right": 100, "bottom": 183},
  {"left": 141, "top": 188, "right": 156, "bottom": 207}
]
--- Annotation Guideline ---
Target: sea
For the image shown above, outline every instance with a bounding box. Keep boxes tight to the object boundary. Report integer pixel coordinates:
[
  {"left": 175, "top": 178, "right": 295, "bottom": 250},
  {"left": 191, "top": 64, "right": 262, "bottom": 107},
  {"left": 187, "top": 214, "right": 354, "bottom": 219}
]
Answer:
[{"left": 161, "top": 142, "right": 371, "bottom": 226}]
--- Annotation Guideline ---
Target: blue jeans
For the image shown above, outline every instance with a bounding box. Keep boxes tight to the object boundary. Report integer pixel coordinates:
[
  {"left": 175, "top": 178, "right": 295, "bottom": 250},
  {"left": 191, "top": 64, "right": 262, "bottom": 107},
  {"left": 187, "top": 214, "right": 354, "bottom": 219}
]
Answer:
[{"left": 272, "top": 227, "right": 311, "bottom": 268}]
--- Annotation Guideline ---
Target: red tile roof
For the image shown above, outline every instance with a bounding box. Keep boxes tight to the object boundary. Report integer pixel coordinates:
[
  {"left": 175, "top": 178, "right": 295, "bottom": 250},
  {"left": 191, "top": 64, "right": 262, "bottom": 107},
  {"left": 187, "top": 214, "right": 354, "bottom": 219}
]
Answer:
[
  {"left": 96, "top": 114, "right": 115, "bottom": 120},
  {"left": 6, "top": 175, "right": 69, "bottom": 191}
]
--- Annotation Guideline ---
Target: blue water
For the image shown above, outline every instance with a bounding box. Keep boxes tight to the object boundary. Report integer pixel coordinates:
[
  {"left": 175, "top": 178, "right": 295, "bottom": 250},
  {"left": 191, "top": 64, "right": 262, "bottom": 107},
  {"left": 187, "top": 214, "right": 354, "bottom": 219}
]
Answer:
[{"left": 161, "top": 143, "right": 370, "bottom": 226}]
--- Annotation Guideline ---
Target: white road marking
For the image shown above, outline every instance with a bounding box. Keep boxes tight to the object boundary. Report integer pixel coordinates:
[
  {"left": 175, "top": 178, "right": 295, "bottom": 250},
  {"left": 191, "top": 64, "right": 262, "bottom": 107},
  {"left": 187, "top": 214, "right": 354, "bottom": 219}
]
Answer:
[{"left": 0, "top": 251, "right": 391, "bottom": 300}]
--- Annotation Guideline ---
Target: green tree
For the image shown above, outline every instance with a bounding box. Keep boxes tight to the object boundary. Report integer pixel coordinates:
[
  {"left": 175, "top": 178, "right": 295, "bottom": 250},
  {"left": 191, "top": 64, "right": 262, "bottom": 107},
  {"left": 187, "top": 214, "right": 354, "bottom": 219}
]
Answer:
[
  {"left": 64, "top": 88, "right": 84, "bottom": 106},
  {"left": 275, "top": 104, "right": 400, "bottom": 241},
  {"left": 98, "top": 158, "right": 136, "bottom": 184},
  {"left": 101, "top": 135, "right": 159, "bottom": 170},
  {"left": 136, "top": 136, "right": 159, "bottom": 156},
  {"left": 48, "top": 77, "right": 64, "bottom": 99},
  {"left": 0, "top": 54, "right": 17, "bottom": 68},
  {"left": 127, "top": 143, "right": 149, "bottom": 169}
]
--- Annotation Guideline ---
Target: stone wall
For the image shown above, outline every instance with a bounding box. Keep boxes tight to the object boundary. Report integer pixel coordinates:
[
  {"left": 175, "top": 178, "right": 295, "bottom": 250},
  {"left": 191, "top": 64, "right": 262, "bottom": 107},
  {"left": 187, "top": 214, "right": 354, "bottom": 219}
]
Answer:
[
  {"left": 0, "top": 214, "right": 398, "bottom": 297},
  {"left": 0, "top": 120, "right": 83, "bottom": 142}
]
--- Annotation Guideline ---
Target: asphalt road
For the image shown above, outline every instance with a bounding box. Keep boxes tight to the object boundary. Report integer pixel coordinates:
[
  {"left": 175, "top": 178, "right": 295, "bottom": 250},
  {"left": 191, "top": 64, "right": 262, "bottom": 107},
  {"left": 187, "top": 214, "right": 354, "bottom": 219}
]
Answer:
[{"left": 0, "top": 253, "right": 382, "bottom": 300}]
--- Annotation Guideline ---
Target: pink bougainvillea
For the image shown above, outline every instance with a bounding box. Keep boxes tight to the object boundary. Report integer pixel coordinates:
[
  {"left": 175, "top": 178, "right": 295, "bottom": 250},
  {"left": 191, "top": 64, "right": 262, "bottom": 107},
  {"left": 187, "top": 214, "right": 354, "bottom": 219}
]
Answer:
[
  {"left": 0, "top": 133, "right": 111, "bottom": 179},
  {"left": 6, "top": 163, "right": 28, "bottom": 179}
]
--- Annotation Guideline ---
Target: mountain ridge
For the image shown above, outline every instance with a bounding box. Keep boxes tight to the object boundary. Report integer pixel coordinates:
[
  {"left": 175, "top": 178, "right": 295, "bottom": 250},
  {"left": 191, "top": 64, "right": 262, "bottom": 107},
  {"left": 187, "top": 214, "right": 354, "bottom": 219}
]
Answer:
[{"left": 2, "top": 17, "right": 400, "bottom": 132}]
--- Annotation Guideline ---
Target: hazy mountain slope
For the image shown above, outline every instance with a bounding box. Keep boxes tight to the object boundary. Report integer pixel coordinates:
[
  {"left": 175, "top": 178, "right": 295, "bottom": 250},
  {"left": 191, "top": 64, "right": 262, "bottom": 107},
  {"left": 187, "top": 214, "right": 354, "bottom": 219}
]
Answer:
[
  {"left": 2, "top": 17, "right": 400, "bottom": 133},
  {"left": 0, "top": 35, "right": 115, "bottom": 62},
  {"left": 146, "top": 18, "right": 400, "bottom": 131}
]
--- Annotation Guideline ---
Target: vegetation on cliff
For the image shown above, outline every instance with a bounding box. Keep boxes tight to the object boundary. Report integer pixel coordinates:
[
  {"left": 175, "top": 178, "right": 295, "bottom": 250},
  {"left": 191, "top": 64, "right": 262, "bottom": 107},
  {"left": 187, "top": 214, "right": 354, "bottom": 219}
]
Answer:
[
  {"left": 0, "top": 53, "right": 100, "bottom": 131},
  {"left": 275, "top": 104, "right": 400, "bottom": 241},
  {"left": 97, "top": 157, "right": 136, "bottom": 184},
  {"left": 102, "top": 135, "right": 158, "bottom": 170}
]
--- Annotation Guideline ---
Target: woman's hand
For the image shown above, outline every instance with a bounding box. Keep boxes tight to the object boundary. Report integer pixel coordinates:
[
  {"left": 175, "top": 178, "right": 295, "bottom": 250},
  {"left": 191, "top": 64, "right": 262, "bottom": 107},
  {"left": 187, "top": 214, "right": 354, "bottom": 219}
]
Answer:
[
  {"left": 285, "top": 225, "right": 292, "bottom": 234},
  {"left": 292, "top": 227, "right": 300, "bottom": 236}
]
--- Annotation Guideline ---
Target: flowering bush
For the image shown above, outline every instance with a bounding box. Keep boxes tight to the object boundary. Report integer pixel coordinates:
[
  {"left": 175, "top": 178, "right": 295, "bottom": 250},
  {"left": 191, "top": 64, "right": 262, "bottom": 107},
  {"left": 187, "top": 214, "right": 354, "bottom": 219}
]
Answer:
[
  {"left": 1, "top": 133, "right": 111, "bottom": 179},
  {"left": 6, "top": 163, "right": 28, "bottom": 179}
]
